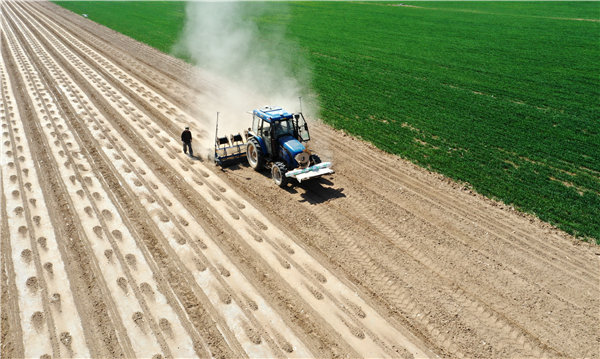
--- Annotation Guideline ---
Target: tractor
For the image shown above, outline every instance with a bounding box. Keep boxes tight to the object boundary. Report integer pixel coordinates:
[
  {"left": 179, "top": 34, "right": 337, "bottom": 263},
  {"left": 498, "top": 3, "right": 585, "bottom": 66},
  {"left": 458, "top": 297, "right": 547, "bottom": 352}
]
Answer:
[{"left": 214, "top": 106, "right": 333, "bottom": 187}]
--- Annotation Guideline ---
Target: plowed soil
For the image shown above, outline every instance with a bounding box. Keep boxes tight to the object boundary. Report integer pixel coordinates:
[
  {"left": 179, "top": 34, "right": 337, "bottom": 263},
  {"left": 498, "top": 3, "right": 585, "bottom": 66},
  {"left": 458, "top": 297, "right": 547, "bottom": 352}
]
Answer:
[{"left": 1, "top": 1, "right": 599, "bottom": 358}]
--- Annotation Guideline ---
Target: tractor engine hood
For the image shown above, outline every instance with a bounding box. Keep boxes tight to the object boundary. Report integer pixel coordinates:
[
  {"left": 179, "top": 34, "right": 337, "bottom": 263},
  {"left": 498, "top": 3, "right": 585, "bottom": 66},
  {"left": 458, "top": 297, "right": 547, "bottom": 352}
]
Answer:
[{"left": 278, "top": 135, "right": 305, "bottom": 156}]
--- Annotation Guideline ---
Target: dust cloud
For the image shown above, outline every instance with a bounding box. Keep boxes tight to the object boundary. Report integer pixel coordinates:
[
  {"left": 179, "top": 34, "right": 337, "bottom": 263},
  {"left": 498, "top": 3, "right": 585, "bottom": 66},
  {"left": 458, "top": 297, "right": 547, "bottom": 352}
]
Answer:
[{"left": 173, "top": 1, "right": 317, "bottom": 156}]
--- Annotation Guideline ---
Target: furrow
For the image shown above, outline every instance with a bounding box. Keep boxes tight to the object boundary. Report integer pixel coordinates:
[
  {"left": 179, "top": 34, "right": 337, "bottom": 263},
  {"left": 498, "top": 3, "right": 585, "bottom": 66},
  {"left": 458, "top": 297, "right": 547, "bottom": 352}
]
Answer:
[
  {"left": 1, "top": 25, "right": 131, "bottom": 359},
  {"left": 2, "top": 7, "right": 162, "bottom": 357},
  {"left": 0, "top": 30, "right": 92, "bottom": 358},
  {"left": 12, "top": 3, "right": 313, "bottom": 356},
  {"left": 1, "top": 26, "right": 54, "bottom": 359},
  {"left": 5, "top": 4, "right": 221, "bottom": 358},
  {"left": 340, "top": 188, "right": 595, "bottom": 351}
]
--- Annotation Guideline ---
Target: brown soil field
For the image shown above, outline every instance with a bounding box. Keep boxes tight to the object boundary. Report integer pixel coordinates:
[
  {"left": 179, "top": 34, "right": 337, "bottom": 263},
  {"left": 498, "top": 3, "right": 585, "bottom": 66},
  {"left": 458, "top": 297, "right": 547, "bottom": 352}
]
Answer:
[{"left": 1, "top": 1, "right": 599, "bottom": 358}]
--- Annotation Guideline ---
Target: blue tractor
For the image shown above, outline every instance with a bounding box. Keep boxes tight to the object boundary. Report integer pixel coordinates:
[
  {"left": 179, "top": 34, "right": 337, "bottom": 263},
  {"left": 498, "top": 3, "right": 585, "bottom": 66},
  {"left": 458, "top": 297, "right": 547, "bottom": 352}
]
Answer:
[
  {"left": 246, "top": 106, "right": 333, "bottom": 187},
  {"left": 215, "top": 106, "right": 333, "bottom": 187}
]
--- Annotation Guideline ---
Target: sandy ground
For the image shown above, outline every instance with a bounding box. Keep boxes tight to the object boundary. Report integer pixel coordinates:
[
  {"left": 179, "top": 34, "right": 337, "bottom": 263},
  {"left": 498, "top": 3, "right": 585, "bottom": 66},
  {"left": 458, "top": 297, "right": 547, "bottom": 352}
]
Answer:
[{"left": 1, "top": 1, "right": 599, "bottom": 358}]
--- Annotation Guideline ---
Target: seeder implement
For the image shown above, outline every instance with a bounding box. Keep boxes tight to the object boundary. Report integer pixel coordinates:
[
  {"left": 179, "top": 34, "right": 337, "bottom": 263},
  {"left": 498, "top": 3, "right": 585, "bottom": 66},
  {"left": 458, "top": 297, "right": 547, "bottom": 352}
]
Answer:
[
  {"left": 214, "top": 112, "right": 248, "bottom": 166},
  {"left": 285, "top": 162, "right": 333, "bottom": 182}
]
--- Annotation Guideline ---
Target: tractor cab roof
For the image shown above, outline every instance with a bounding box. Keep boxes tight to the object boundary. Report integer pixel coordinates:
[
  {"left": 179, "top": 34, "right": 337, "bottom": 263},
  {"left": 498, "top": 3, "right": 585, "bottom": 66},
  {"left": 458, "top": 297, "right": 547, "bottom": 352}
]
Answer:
[{"left": 253, "top": 106, "right": 293, "bottom": 123}]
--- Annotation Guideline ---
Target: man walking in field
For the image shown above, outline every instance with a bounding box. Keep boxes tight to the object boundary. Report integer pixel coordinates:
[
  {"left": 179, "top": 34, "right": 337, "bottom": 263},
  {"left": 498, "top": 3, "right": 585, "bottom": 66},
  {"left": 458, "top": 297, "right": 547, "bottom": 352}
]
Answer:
[{"left": 181, "top": 126, "right": 193, "bottom": 157}]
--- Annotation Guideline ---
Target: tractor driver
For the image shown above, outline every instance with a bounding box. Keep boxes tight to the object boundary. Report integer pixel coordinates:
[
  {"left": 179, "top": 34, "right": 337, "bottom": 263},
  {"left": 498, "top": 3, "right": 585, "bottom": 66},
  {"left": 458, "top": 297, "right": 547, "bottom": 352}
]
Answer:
[{"left": 272, "top": 119, "right": 294, "bottom": 138}]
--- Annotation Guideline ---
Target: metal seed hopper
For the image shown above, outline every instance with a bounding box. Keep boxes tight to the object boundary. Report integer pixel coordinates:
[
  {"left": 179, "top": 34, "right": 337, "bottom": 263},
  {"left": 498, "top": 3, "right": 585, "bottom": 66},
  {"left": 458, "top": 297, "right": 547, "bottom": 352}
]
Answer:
[{"left": 214, "top": 112, "right": 249, "bottom": 166}]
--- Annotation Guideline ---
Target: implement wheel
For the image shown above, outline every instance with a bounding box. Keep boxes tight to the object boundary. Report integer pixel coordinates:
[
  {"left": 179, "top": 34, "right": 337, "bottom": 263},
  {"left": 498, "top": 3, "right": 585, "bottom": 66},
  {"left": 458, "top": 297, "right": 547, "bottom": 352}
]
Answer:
[
  {"left": 246, "top": 138, "right": 265, "bottom": 170},
  {"left": 271, "top": 162, "right": 288, "bottom": 188}
]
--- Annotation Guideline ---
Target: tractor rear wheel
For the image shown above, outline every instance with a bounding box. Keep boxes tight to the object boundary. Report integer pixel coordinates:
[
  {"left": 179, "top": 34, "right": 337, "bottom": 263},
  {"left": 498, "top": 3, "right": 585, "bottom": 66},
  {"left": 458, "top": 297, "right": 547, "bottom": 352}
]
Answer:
[
  {"left": 271, "top": 162, "right": 288, "bottom": 188},
  {"left": 246, "top": 139, "right": 265, "bottom": 170}
]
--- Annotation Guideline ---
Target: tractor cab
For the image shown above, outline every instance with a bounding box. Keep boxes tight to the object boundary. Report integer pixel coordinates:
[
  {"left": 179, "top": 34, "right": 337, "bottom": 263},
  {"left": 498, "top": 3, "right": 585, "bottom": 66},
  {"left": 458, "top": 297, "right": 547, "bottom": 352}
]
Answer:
[{"left": 250, "top": 107, "right": 310, "bottom": 158}]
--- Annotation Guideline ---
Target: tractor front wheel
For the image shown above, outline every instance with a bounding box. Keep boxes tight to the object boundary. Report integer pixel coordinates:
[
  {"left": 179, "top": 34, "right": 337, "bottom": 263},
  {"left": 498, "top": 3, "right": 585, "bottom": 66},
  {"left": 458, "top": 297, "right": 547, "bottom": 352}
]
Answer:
[
  {"left": 271, "top": 162, "right": 288, "bottom": 188},
  {"left": 310, "top": 154, "right": 322, "bottom": 165},
  {"left": 246, "top": 139, "right": 265, "bottom": 170}
]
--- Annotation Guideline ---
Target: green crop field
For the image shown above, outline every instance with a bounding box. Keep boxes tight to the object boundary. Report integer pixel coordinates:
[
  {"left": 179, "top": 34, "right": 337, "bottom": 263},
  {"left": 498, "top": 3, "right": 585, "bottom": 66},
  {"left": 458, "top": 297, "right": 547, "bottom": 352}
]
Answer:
[{"left": 54, "top": 1, "right": 600, "bottom": 242}]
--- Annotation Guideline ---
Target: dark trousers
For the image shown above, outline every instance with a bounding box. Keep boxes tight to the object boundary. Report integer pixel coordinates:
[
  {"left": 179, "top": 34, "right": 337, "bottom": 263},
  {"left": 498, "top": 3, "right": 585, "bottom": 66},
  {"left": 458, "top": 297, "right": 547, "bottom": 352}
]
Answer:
[{"left": 183, "top": 141, "right": 193, "bottom": 156}]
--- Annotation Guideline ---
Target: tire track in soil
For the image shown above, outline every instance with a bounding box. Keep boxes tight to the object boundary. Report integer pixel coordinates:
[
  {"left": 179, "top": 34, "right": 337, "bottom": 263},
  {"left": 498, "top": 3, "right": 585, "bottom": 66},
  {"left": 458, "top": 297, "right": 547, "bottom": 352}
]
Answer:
[
  {"left": 293, "top": 188, "right": 481, "bottom": 358},
  {"left": 310, "top": 125, "right": 599, "bottom": 312},
  {"left": 312, "top": 125, "right": 597, "bottom": 283},
  {"left": 314, "top": 188, "right": 558, "bottom": 356},
  {"left": 339, "top": 183, "right": 595, "bottom": 352}
]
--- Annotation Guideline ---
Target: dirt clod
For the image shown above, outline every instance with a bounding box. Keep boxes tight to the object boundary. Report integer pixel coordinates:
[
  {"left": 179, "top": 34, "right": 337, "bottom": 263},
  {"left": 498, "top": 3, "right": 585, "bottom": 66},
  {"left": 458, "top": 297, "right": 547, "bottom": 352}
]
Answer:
[
  {"left": 132, "top": 311, "right": 144, "bottom": 327},
  {"left": 60, "top": 331, "right": 72, "bottom": 347},
  {"left": 43, "top": 262, "right": 53, "bottom": 274},
  {"left": 37, "top": 237, "right": 47, "bottom": 249},
  {"left": 31, "top": 311, "right": 44, "bottom": 330},
  {"left": 104, "top": 249, "right": 113, "bottom": 262},
  {"left": 26, "top": 276, "right": 39, "bottom": 291},
  {"left": 117, "top": 277, "right": 128, "bottom": 293},
  {"left": 125, "top": 254, "right": 136, "bottom": 268},
  {"left": 21, "top": 249, "right": 32, "bottom": 263}
]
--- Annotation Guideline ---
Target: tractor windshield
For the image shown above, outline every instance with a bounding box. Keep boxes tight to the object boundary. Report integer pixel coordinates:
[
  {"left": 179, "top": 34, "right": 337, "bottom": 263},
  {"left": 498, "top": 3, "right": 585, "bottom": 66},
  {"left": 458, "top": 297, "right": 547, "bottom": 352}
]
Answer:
[{"left": 273, "top": 119, "right": 294, "bottom": 138}]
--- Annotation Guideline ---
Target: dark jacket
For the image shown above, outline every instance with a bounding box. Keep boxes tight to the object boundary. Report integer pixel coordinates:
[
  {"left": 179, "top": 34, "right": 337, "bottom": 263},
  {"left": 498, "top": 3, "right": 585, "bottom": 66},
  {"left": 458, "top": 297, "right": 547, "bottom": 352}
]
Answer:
[{"left": 181, "top": 129, "right": 192, "bottom": 143}]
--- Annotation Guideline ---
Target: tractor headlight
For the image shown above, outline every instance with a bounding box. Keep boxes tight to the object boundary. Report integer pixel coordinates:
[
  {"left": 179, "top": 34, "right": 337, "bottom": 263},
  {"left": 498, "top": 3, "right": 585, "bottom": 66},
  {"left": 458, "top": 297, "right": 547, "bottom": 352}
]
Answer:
[{"left": 295, "top": 151, "right": 310, "bottom": 168}]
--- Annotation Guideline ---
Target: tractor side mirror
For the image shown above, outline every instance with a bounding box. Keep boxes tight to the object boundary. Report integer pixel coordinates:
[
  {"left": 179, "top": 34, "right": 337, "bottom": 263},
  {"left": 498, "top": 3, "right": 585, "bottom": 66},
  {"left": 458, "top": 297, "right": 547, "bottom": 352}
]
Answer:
[
  {"left": 299, "top": 120, "right": 310, "bottom": 142},
  {"left": 294, "top": 114, "right": 300, "bottom": 120}
]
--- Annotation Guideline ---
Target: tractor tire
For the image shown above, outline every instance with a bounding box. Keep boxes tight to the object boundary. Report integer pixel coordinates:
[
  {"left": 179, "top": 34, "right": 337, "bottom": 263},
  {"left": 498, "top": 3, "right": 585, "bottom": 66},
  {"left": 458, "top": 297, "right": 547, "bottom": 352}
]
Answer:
[
  {"left": 271, "top": 162, "right": 288, "bottom": 188},
  {"left": 310, "top": 154, "right": 322, "bottom": 165},
  {"left": 246, "top": 138, "right": 265, "bottom": 171}
]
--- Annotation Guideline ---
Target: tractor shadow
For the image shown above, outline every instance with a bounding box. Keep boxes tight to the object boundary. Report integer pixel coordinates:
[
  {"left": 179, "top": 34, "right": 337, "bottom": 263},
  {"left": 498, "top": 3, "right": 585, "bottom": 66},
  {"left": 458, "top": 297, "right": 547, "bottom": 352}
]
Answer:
[
  {"left": 217, "top": 161, "right": 254, "bottom": 179},
  {"left": 292, "top": 178, "right": 345, "bottom": 204},
  {"left": 217, "top": 161, "right": 344, "bottom": 204}
]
